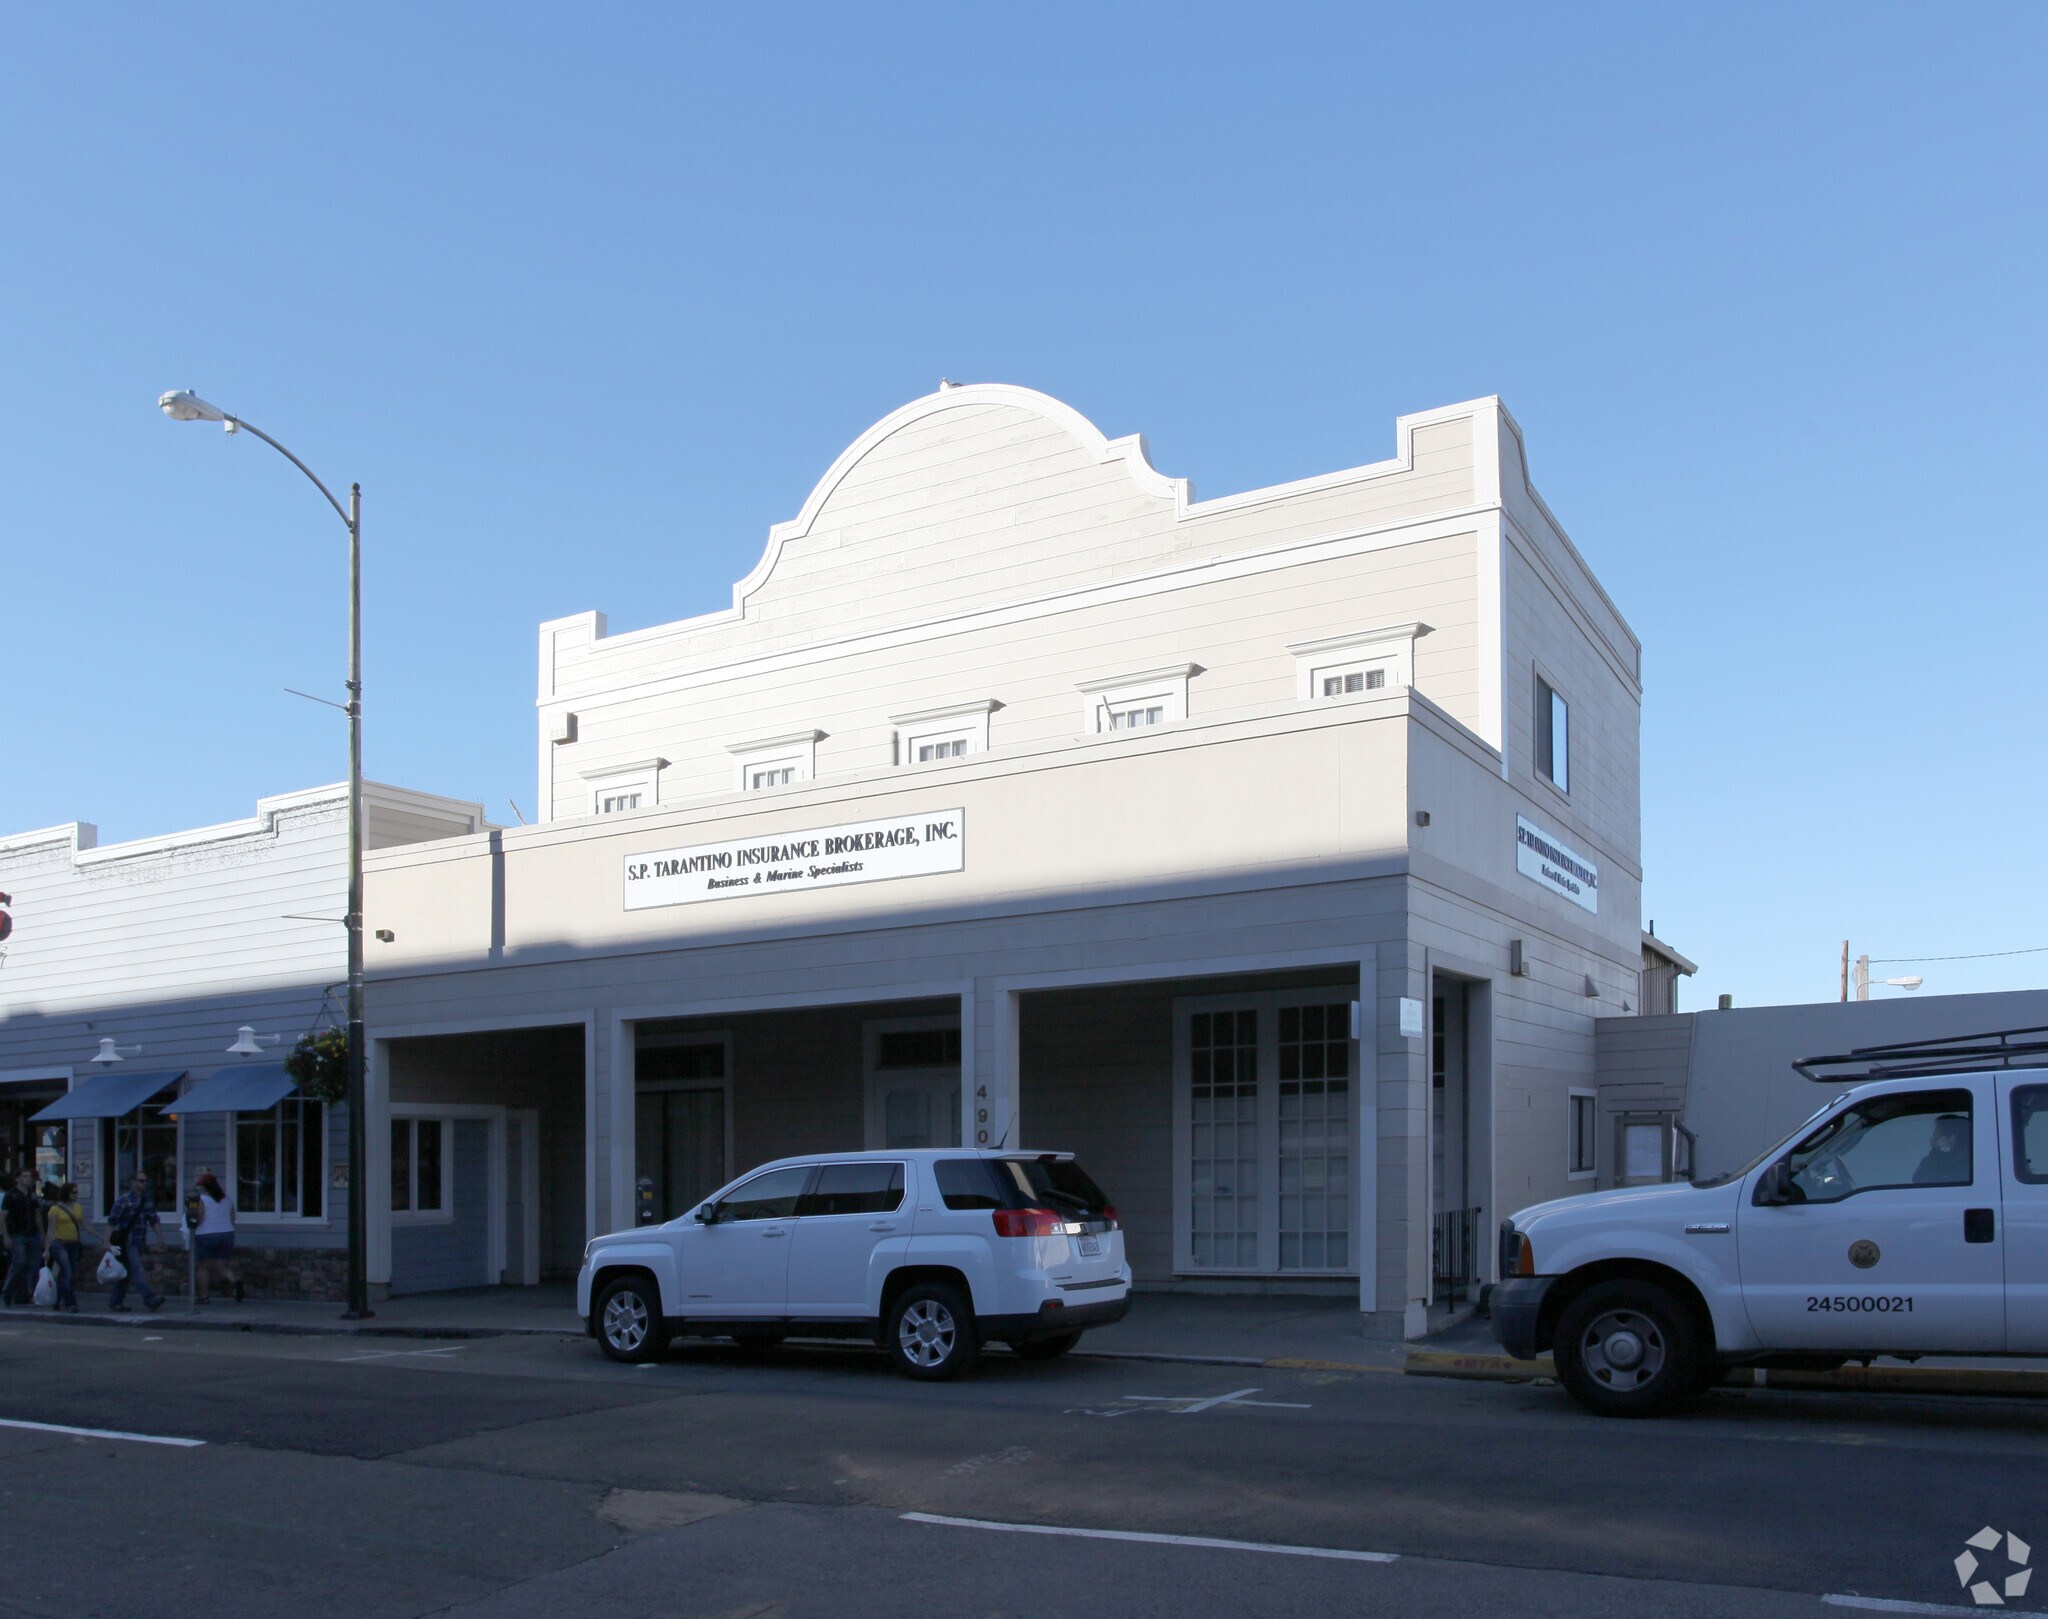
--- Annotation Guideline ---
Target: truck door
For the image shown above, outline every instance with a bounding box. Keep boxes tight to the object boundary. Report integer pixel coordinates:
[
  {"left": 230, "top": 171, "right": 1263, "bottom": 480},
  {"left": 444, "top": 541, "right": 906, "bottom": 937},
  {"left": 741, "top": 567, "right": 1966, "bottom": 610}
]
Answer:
[
  {"left": 2002, "top": 1078, "right": 2048, "bottom": 1352},
  {"left": 1737, "top": 1082, "right": 2004, "bottom": 1352}
]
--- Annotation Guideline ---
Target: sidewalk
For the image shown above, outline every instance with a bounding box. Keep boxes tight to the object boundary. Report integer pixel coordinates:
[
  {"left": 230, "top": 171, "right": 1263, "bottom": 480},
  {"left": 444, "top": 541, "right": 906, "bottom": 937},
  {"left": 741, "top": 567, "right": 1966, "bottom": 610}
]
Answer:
[{"left": 8, "top": 1287, "right": 2044, "bottom": 1396}]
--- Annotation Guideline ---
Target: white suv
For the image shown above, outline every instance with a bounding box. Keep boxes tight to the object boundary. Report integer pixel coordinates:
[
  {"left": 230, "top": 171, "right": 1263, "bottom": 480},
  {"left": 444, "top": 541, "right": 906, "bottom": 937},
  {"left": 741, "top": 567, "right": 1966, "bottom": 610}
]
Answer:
[{"left": 577, "top": 1149, "right": 1131, "bottom": 1379}]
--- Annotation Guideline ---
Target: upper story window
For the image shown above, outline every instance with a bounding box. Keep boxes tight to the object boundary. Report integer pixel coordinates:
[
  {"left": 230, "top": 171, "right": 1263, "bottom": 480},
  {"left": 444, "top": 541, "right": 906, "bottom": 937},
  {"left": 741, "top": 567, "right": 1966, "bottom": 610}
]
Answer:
[
  {"left": 580, "top": 758, "right": 666, "bottom": 817},
  {"left": 890, "top": 700, "right": 998, "bottom": 768},
  {"left": 1288, "top": 623, "right": 1427, "bottom": 704},
  {"left": 1536, "top": 674, "right": 1570, "bottom": 795},
  {"left": 1078, "top": 664, "right": 1197, "bottom": 736},
  {"left": 726, "top": 729, "right": 822, "bottom": 794}
]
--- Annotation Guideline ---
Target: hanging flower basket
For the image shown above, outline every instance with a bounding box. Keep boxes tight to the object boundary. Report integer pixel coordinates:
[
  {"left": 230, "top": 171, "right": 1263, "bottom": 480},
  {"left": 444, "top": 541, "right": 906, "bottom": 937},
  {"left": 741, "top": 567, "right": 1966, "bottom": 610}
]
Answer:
[{"left": 285, "top": 1028, "right": 350, "bottom": 1107}]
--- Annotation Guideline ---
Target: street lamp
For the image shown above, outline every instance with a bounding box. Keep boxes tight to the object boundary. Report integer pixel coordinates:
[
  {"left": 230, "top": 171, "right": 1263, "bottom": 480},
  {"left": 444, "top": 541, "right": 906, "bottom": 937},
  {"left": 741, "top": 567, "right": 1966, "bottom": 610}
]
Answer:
[
  {"left": 1854, "top": 955, "right": 1923, "bottom": 1000},
  {"left": 158, "top": 389, "right": 372, "bottom": 1320}
]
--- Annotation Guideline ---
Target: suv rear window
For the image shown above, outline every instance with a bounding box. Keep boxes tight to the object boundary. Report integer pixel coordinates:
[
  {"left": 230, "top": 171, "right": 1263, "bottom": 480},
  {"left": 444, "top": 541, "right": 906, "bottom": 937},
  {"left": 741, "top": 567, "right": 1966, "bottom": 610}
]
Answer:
[
  {"left": 933, "top": 1159, "right": 1004, "bottom": 1210},
  {"left": 996, "top": 1156, "right": 1110, "bottom": 1216}
]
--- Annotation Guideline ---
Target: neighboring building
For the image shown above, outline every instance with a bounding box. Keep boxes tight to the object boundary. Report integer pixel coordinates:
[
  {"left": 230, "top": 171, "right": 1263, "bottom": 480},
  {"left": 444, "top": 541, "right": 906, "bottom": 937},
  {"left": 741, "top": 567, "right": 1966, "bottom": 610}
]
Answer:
[
  {"left": 0, "top": 784, "right": 488, "bottom": 1298},
  {"left": 1599, "top": 988, "right": 2048, "bottom": 1191},
  {"left": 363, "top": 383, "right": 1644, "bottom": 1334}
]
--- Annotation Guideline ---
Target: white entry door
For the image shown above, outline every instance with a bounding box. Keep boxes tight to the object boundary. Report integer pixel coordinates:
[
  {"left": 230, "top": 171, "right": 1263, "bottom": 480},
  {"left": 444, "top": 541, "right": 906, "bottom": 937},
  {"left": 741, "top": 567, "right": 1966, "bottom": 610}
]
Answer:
[
  {"left": 864, "top": 1019, "right": 961, "bottom": 1151},
  {"left": 673, "top": 1164, "right": 809, "bottom": 1317},
  {"left": 1738, "top": 1082, "right": 2004, "bottom": 1352}
]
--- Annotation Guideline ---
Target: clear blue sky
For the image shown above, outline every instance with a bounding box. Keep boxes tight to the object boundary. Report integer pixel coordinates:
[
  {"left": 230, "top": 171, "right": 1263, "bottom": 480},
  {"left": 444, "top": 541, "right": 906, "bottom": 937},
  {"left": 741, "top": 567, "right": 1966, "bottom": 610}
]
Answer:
[{"left": 5, "top": 6, "right": 2043, "bottom": 1010}]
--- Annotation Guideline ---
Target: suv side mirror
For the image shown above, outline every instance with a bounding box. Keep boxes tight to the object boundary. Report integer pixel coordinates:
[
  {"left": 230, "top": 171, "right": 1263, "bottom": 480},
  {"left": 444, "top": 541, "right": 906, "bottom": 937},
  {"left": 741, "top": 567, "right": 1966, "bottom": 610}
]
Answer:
[
  {"left": 1754, "top": 1161, "right": 1794, "bottom": 1206},
  {"left": 693, "top": 1203, "right": 719, "bottom": 1225}
]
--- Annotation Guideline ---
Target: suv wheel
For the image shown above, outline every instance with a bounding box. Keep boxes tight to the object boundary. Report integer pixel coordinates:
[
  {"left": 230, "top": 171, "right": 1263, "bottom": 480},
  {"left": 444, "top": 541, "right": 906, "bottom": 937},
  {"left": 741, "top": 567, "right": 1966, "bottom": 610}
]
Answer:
[
  {"left": 1553, "top": 1278, "right": 1697, "bottom": 1417},
  {"left": 887, "top": 1282, "right": 980, "bottom": 1381},
  {"left": 1008, "top": 1331, "right": 1082, "bottom": 1361},
  {"left": 595, "top": 1275, "right": 668, "bottom": 1365}
]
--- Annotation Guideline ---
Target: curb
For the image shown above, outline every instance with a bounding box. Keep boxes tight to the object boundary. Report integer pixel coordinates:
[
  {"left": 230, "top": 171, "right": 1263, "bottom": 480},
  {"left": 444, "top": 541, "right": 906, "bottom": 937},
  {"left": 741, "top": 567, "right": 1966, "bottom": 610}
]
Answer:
[
  {"left": 0, "top": 1308, "right": 575, "bottom": 1343},
  {"left": 1402, "top": 1347, "right": 2048, "bottom": 1399}
]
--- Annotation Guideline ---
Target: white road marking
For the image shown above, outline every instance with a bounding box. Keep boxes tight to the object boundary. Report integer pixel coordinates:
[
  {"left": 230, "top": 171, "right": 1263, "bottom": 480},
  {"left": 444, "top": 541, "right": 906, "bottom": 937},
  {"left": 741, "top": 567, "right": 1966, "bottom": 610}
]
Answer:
[
  {"left": 0, "top": 1418, "right": 203, "bottom": 1448},
  {"left": 904, "top": 1511, "right": 1395, "bottom": 1563},
  {"left": 1824, "top": 1598, "right": 2004, "bottom": 1616},
  {"left": 1124, "top": 1389, "right": 1314, "bottom": 1413},
  {"left": 334, "top": 1345, "right": 468, "bottom": 1363}
]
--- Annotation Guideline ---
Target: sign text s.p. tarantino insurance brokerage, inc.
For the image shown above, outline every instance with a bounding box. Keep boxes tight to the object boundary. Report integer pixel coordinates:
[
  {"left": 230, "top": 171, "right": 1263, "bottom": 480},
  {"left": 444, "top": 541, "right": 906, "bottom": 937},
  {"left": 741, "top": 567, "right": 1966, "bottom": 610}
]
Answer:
[{"left": 623, "top": 809, "right": 964, "bottom": 910}]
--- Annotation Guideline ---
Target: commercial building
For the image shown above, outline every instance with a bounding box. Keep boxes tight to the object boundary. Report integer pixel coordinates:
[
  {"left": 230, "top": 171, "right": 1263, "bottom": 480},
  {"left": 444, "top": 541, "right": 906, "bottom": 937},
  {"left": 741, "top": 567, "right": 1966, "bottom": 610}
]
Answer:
[
  {"left": 361, "top": 383, "right": 1644, "bottom": 1335},
  {"left": 0, "top": 784, "right": 487, "bottom": 1297}
]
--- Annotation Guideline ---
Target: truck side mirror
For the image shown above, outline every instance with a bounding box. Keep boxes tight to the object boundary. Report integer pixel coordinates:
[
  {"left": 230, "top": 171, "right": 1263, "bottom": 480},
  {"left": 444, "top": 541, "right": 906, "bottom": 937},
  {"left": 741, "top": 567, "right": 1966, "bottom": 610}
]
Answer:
[{"left": 1754, "top": 1161, "right": 1793, "bottom": 1206}]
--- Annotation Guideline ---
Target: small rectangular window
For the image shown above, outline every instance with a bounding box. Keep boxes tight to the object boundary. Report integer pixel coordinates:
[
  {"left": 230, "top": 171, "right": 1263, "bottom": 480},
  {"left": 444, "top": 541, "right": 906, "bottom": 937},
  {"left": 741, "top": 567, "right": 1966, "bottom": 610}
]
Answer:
[
  {"left": 598, "top": 791, "right": 642, "bottom": 814},
  {"left": 749, "top": 766, "right": 795, "bottom": 790},
  {"left": 1569, "top": 1093, "right": 1597, "bottom": 1176},
  {"left": 916, "top": 738, "right": 967, "bottom": 762},
  {"left": 2015, "top": 1086, "right": 2048, "bottom": 1184},
  {"left": 1108, "top": 704, "right": 1164, "bottom": 731},
  {"left": 1536, "top": 677, "right": 1570, "bottom": 794},
  {"left": 876, "top": 1027, "right": 962, "bottom": 1068},
  {"left": 1319, "top": 665, "right": 1389, "bottom": 698},
  {"left": 391, "top": 1117, "right": 447, "bottom": 1215}
]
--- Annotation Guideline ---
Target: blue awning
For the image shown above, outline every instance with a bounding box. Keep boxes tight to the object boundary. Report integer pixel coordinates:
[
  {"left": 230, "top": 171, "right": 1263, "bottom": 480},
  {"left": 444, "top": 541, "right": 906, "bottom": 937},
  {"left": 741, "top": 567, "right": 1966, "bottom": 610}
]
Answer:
[
  {"left": 163, "top": 1064, "right": 296, "bottom": 1116},
  {"left": 30, "top": 1069, "right": 187, "bottom": 1122}
]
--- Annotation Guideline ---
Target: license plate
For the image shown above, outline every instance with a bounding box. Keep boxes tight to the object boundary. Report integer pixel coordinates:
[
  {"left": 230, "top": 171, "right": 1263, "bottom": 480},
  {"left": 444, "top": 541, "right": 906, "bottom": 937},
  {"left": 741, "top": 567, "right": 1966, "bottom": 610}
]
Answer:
[{"left": 1078, "top": 1235, "right": 1102, "bottom": 1258}]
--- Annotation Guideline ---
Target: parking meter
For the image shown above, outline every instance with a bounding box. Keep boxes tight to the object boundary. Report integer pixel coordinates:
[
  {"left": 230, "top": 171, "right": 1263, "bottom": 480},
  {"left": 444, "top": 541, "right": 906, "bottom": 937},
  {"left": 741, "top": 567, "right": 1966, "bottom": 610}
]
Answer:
[{"left": 636, "top": 1176, "right": 658, "bottom": 1225}]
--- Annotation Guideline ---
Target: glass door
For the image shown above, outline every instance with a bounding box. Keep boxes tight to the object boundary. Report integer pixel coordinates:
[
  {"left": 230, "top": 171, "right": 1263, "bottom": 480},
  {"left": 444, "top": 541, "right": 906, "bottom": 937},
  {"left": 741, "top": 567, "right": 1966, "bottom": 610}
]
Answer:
[{"left": 1178, "top": 992, "right": 1356, "bottom": 1274}]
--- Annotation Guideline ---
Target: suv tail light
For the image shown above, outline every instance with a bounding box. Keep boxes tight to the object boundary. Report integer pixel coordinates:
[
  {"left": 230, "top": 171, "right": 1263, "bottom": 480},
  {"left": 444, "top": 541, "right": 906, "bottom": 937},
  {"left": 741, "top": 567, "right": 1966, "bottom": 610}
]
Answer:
[
  {"left": 992, "top": 1207, "right": 1071, "bottom": 1238},
  {"left": 1100, "top": 1204, "right": 1119, "bottom": 1230}
]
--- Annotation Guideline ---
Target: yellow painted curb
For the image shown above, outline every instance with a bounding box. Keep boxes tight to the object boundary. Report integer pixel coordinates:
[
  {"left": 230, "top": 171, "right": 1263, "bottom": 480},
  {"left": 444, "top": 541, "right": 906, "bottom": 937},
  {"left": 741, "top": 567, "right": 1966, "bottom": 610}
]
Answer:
[{"left": 1261, "top": 1357, "right": 1402, "bottom": 1374}]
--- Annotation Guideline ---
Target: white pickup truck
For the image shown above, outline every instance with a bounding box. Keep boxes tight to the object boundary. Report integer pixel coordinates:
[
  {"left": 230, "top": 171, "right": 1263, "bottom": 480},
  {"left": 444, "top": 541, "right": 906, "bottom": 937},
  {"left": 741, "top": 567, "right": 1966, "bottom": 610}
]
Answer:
[{"left": 1491, "top": 1031, "right": 2048, "bottom": 1414}]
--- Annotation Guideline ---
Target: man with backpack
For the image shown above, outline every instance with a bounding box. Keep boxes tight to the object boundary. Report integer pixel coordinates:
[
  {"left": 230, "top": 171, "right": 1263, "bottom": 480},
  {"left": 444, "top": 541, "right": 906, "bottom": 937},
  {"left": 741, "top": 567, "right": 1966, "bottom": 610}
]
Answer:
[
  {"left": 2, "top": 1170, "right": 43, "bottom": 1306},
  {"left": 104, "top": 1172, "right": 164, "bottom": 1313}
]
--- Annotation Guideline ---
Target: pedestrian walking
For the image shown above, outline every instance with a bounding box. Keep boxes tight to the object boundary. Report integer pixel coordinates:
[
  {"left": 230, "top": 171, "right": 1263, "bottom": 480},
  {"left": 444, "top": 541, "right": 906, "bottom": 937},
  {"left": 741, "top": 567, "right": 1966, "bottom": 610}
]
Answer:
[
  {"left": 192, "top": 1170, "right": 243, "bottom": 1304},
  {"left": 104, "top": 1172, "right": 164, "bottom": 1313},
  {"left": 2, "top": 1169, "right": 44, "bottom": 1307},
  {"left": 41, "top": 1182, "right": 86, "bottom": 1312}
]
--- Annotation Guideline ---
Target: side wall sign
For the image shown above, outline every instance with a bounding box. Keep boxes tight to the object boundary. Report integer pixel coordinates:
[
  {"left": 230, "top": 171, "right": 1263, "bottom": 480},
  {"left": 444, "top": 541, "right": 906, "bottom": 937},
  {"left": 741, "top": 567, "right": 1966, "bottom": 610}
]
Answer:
[
  {"left": 1515, "top": 815, "right": 1599, "bottom": 914},
  {"left": 625, "top": 809, "right": 964, "bottom": 910}
]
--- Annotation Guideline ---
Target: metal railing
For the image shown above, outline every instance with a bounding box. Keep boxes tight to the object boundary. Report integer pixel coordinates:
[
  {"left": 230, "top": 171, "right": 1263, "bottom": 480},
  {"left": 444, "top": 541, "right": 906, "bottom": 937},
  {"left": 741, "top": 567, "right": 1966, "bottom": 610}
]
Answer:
[{"left": 1432, "top": 1206, "right": 1482, "bottom": 1303}]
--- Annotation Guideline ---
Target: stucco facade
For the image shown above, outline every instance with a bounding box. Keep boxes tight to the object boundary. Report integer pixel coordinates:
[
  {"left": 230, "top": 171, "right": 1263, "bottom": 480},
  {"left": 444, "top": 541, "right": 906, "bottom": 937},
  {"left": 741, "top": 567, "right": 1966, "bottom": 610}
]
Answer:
[{"left": 362, "top": 384, "right": 1643, "bottom": 1333}]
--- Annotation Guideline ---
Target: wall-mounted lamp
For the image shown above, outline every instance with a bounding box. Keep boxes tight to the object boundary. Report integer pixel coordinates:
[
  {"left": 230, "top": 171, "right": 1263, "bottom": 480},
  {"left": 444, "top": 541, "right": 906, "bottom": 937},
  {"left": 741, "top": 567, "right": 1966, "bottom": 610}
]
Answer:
[
  {"left": 1583, "top": 974, "right": 1600, "bottom": 999},
  {"left": 91, "top": 1038, "right": 141, "bottom": 1066},
  {"left": 374, "top": 929, "right": 395, "bottom": 943},
  {"left": 226, "top": 1026, "right": 284, "bottom": 1056},
  {"left": 1414, "top": 810, "right": 1431, "bottom": 828},
  {"left": 1508, "top": 939, "right": 1529, "bottom": 977}
]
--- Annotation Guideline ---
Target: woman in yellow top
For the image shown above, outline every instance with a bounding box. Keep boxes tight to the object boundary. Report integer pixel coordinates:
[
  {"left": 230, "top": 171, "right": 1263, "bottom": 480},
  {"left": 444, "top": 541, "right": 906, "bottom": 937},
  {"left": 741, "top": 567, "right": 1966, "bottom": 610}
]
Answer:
[{"left": 41, "top": 1182, "right": 86, "bottom": 1313}]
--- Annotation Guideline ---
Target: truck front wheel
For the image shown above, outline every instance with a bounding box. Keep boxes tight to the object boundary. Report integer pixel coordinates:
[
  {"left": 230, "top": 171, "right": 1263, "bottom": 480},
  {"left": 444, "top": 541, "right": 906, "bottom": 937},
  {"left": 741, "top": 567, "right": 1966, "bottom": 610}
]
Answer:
[{"left": 1554, "top": 1279, "right": 1699, "bottom": 1417}]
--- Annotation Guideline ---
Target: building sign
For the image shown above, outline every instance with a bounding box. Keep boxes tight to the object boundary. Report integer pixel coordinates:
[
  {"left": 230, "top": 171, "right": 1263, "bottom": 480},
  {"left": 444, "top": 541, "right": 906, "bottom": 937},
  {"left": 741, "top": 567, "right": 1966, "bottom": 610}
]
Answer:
[
  {"left": 1515, "top": 815, "right": 1599, "bottom": 915},
  {"left": 625, "top": 809, "right": 965, "bottom": 911}
]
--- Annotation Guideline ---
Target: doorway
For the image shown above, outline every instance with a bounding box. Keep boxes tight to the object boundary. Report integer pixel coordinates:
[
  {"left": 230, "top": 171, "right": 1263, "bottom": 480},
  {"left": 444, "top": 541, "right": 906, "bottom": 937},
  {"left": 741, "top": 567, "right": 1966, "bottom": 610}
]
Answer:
[
  {"left": 1431, "top": 979, "right": 1477, "bottom": 1302},
  {"left": 863, "top": 1017, "right": 961, "bottom": 1150},
  {"left": 634, "top": 1036, "right": 733, "bottom": 1221}
]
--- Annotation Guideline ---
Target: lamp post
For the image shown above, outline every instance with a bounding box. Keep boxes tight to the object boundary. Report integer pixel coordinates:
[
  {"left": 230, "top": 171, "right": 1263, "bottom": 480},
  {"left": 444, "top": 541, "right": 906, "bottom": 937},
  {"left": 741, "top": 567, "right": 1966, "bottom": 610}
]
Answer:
[{"left": 158, "top": 390, "right": 372, "bottom": 1319}]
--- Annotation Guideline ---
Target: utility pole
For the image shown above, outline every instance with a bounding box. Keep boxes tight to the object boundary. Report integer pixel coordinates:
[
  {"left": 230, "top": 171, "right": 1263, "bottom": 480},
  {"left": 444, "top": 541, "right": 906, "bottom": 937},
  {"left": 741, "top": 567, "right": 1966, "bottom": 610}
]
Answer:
[
  {"left": 1840, "top": 940, "right": 1850, "bottom": 1003},
  {"left": 1853, "top": 954, "right": 1871, "bottom": 1001}
]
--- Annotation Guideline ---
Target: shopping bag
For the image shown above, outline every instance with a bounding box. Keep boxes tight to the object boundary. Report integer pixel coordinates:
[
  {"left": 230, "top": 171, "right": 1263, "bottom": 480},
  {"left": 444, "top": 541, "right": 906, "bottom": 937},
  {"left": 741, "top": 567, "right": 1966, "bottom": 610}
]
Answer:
[
  {"left": 33, "top": 1267, "right": 56, "bottom": 1306},
  {"left": 96, "top": 1250, "right": 127, "bottom": 1284}
]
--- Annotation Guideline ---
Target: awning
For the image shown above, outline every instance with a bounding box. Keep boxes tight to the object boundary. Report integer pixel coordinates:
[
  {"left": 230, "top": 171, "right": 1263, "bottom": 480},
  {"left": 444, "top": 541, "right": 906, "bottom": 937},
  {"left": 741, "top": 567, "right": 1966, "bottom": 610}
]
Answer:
[
  {"left": 30, "top": 1069, "right": 187, "bottom": 1122},
  {"left": 163, "top": 1063, "right": 296, "bottom": 1116}
]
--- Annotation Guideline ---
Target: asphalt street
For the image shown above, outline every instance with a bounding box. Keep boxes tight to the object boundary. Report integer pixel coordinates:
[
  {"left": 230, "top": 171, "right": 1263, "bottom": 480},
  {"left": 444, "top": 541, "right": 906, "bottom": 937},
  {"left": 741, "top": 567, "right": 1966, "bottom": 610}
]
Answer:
[{"left": 0, "top": 1321, "right": 2041, "bottom": 1618}]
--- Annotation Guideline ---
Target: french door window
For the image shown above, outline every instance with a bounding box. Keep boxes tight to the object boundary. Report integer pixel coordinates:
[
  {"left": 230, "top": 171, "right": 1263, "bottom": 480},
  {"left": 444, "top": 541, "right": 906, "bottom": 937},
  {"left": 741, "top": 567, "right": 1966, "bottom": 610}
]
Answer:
[
  {"left": 1177, "top": 992, "right": 1354, "bottom": 1273},
  {"left": 236, "top": 1097, "right": 326, "bottom": 1219},
  {"left": 391, "top": 1117, "right": 447, "bottom": 1216}
]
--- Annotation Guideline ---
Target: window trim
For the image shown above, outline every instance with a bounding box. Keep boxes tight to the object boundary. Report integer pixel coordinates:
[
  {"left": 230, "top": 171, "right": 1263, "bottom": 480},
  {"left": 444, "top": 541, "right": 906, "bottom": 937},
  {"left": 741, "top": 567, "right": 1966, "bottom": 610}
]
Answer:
[
  {"left": 389, "top": 1114, "right": 454, "bottom": 1225},
  {"left": 891, "top": 699, "right": 998, "bottom": 767},
  {"left": 727, "top": 730, "right": 822, "bottom": 793},
  {"left": 1288, "top": 623, "right": 1427, "bottom": 702},
  {"left": 1568, "top": 1088, "right": 1598, "bottom": 1180},
  {"left": 1534, "top": 669, "right": 1570, "bottom": 797},
  {"left": 580, "top": 757, "right": 667, "bottom": 817},
  {"left": 1077, "top": 664, "right": 1198, "bottom": 735},
  {"left": 227, "top": 1095, "right": 333, "bottom": 1226}
]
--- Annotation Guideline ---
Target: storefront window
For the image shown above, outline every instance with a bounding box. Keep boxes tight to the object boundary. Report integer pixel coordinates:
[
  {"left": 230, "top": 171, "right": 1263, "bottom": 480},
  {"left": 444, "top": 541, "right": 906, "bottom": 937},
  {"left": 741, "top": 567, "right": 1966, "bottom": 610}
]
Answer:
[
  {"left": 100, "top": 1106, "right": 176, "bottom": 1217},
  {"left": 236, "top": 1097, "right": 325, "bottom": 1219}
]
